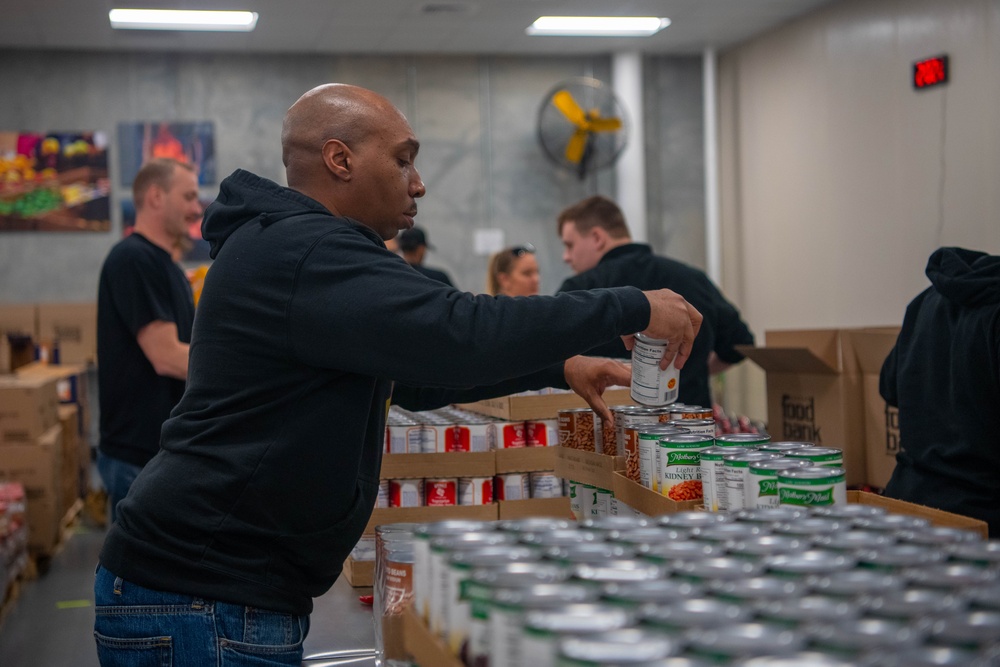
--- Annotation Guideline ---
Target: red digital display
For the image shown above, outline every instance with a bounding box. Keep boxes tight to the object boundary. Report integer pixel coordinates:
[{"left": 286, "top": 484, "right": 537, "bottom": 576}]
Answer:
[{"left": 913, "top": 55, "right": 948, "bottom": 89}]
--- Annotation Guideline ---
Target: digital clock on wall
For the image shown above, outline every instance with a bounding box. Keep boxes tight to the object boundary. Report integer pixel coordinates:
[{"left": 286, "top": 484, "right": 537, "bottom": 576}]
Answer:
[{"left": 913, "top": 55, "right": 948, "bottom": 90}]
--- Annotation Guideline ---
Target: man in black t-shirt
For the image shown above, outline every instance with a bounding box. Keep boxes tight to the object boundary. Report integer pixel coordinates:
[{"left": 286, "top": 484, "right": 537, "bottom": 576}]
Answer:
[
  {"left": 96, "top": 158, "right": 202, "bottom": 522},
  {"left": 556, "top": 195, "right": 755, "bottom": 407}
]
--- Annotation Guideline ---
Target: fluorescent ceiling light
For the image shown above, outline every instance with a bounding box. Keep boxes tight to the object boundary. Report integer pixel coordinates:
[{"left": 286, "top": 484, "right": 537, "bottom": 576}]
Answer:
[
  {"left": 527, "top": 16, "right": 669, "bottom": 37},
  {"left": 109, "top": 9, "right": 259, "bottom": 32}
]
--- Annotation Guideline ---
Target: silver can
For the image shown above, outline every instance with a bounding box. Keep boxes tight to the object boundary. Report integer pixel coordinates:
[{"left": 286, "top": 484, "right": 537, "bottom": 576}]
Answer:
[
  {"left": 776, "top": 466, "right": 847, "bottom": 508},
  {"left": 520, "top": 604, "right": 635, "bottom": 667},
  {"left": 458, "top": 476, "right": 494, "bottom": 505},
  {"left": 495, "top": 472, "right": 530, "bottom": 501},
  {"left": 557, "top": 629, "right": 677, "bottom": 665},
  {"left": 666, "top": 418, "right": 716, "bottom": 438},
  {"left": 630, "top": 333, "right": 680, "bottom": 406},
  {"left": 686, "top": 622, "right": 806, "bottom": 659},
  {"left": 698, "top": 446, "right": 730, "bottom": 512},
  {"left": 529, "top": 471, "right": 563, "bottom": 499},
  {"left": 746, "top": 458, "right": 811, "bottom": 509},
  {"left": 723, "top": 451, "right": 780, "bottom": 511}
]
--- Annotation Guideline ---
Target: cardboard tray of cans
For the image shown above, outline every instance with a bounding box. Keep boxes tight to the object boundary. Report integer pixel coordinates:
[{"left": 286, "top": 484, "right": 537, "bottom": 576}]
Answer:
[
  {"left": 847, "top": 490, "right": 988, "bottom": 538},
  {"left": 553, "top": 447, "right": 624, "bottom": 490},
  {"left": 611, "top": 471, "right": 702, "bottom": 515},
  {"left": 456, "top": 388, "right": 635, "bottom": 421},
  {"left": 494, "top": 445, "right": 558, "bottom": 473},
  {"left": 401, "top": 608, "right": 463, "bottom": 667},
  {"left": 363, "top": 504, "right": 498, "bottom": 535},
  {"left": 496, "top": 496, "right": 574, "bottom": 520},
  {"left": 379, "top": 451, "right": 496, "bottom": 480}
]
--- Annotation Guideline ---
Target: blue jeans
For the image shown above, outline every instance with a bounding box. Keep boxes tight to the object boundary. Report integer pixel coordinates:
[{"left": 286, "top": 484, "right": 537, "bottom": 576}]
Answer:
[
  {"left": 96, "top": 453, "right": 143, "bottom": 524},
  {"left": 94, "top": 566, "right": 309, "bottom": 666}
]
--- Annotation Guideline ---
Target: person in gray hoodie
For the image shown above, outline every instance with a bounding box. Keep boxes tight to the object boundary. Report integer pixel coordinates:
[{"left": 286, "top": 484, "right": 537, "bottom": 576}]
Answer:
[
  {"left": 880, "top": 246, "right": 1000, "bottom": 536},
  {"left": 93, "top": 83, "right": 703, "bottom": 666}
]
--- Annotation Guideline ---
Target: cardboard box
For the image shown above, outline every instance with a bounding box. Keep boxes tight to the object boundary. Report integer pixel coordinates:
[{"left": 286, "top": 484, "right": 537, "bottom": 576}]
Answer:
[
  {"left": 58, "top": 405, "right": 81, "bottom": 511},
  {"left": 611, "top": 471, "right": 701, "bottom": 516},
  {"left": 457, "top": 388, "right": 635, "bottom": 421},
  {"left": 495, "top": 446, "right": 558, "bottom": 473},
  {"left": 0, "top": 375, "right": 60, "bottom": 443},
  {"left": 342, "top": 556, "right": 374, "bottom": 587},
  {"left": 738, "top": 329, "right": 875, "bottom": 486},
  {"left": 379, "top": 452, "right": 495, "bottom": 480},
  {"left": 402, "top": 608, "right": 463, "bottom": 667},
  {"left": 553, "top": 447, "right": 623, "bottom": 490},
  {"left": 37, "top": 303, "right": 97, "bottom": 366},
  {"left": 364, "top": 504, "right": 498, "bottom": 535},
  {"left": 497, "top": 497, "right": 573, "bottom": 520},
  {"left": 848, "top": 490, "right": 988, "bottom": 539},
  {"left": 0, "top": 425, "right": 63, "bottom": 552},
  {"left": 16, "top": 362, "right": 89, "bottom": 406},
  {"left": 0, "top": 304, "right": 37, "bottom": 340},
  {"left": 852, "top": 330, "right": 901, "bottom": 489}
]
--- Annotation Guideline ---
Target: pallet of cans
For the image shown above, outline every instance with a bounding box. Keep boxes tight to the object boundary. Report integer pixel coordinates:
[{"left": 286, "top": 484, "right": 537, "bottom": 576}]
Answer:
[{"left": 386, "top": 501, "right": 995, "bottom": 667}]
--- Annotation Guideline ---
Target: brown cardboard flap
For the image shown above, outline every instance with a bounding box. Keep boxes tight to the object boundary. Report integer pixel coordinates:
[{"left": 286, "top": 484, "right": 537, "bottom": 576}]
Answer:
[
  {"left": 380, "top": 451, "right": 495, "bottom": 480},
  {"left": 342, "top": 556, "right": 374, "bottom": 588},
  {"left": 495, "top": 446, "right": 557, "bottom": 473},
  {"left": 457, "top": 388, "right": 634, "bottom": 421},
  {"left": 765, "top": 329, "right": 844, "bottom": 370},
  {"left": 737, "top": 346, "right": 840, "bottom": 375},
  {"left": 611, "top": 471, "right": 701, "bottom": 517},
  {"left": 851, "top": 330, "right": 900, "bottom": 373},
  {"left": 554, "top": 448, "right": 623, "bottom": 490},
  {"left": 364, "top": 504, "right": 498, "bottom": 535},
  {"left": 848, "top": 490, "right": 988, "bottom": 539},
  {"left": 497, "top": 497, "right": 573, "bottom": 520},
  {"left": 402, "top": 608, "right": 463, "bottom": 667}
]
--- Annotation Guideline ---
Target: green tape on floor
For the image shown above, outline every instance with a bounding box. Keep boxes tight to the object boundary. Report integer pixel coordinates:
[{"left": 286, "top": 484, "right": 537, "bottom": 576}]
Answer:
[{"left": 56, "top": 600, "right": 92, "bottom": 610}]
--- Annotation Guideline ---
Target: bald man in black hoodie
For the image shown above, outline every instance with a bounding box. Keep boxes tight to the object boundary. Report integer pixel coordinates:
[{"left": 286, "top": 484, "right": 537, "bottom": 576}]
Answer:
[
  {"left": 93, "top": 83, "right": 703, "bottom": 665},
  {"left": 880, "top": 247, "right": 1000, "bottom": 536}
]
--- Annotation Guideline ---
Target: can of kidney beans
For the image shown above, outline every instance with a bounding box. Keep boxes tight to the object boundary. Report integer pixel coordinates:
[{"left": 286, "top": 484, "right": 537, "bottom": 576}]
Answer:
[
  {"left": 459, "top": 477, "right": 494, "bottom": 505},
  {"left": 425, "top": 478, "right": 458, "bottom": 506},
  {"left": 389, "top": 478, "right": 424, "bottom": 507}
]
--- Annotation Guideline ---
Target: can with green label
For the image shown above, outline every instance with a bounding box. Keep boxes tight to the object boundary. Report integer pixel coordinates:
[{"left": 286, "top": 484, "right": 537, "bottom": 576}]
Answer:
[
  {"left": 747, "top": 458, "right": 811, "bottom": 509},
  {"left": 658, "top": 433, "right": 712, "bottom": 502},
  {"left": 777, "top": 466, "right": 847, "bottom": 507}
]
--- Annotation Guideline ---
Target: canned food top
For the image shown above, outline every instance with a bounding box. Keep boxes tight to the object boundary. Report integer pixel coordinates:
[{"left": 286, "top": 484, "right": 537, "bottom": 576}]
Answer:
[
  {"left": 580, "top": 515, "right": 649, "bottom": 531},
  {"left": 785, "top": 446, "right": 843, "bottom": 458},
  {"left": 747, "top": 458, "right": 812, "bottom": 473},
  {"left": 851, "top": 513, "right": 932, "bottom": 532},
  {"left": 857, "top": 544, "right": 948, "bottom": 569},
  {"left": 545, "top": 543, "right": 637, "bottom": 564},
  {"left": 666, "top": 419, "right": 715, "bottom": 429},
  {"left": 714, "top": 433, "right": 771, "bottom": 446},
  {"left": 518, "top": 529, "right": 601, "bottom": 548},
  {"left": 415, "top": 520, "right": 494, "bottom": 537},
  {"left": 523, "top": 603, "right": 635, "bottom": 635},
  {"left": 758, "top": 442, "right": 814, "bottom": 453},
  {"left": 765, "top": 550, "right": 857, "bottom": 576},
  {"left": 866, "top": 588, "right": 965, "bottom": 619},
  {"left": 559, "top": 407, "right": 595, "bottom": 414},
  {"left": 635, "top": 425, "right": 687, "bottom": 436},
  {"left": 468, "top": 561, "right": 570, "bottom": 588},
  {"left": 657, "top": 511, "right": 733, "bottom": 529},
  {"left": 810, "top": 503, "right": 887, "bottom": 519},
  {"left": 808, "top": 617, "right": 924, "bottom": 651},
  {"left": 448, "top": 545, "right": 541, "bottom": 569},
  {"left": 733, "top": 507, "right": 808, "bottom": 525},
  {"left": 602, "top": 579, "right": 703, "bottom": 605},
  {"left": 896, "top": 526, "right": 983, "bottom": 546},
  {"left": 497, "top": 517, "right": 574, "bottom": 533},
  {"left": 674, "top": 557, "right": 761, "bottom": 581},
  {"left": 430, "top": 531, "right": 517, "bottom": 551},
  {"left": 698, "top": 446, "right": 733, "bottom": 460},
  {"left": 658, "top": 433, "right": 715, "bottom": 445},
  {"left": 633, "top": 333, "right": 668, "bottom": 345},
  {"left": 613, "top": 527, "right": 693, "bottom": 546},
  {"left": 813, "top": 530, "right": 896, "bottom": 552},
  {"left": 964, "top": 584, "right": 1000, "bottom": 610},
  {"left": 557, "top": 628, "right": 676, "bottom": 663},
  {"left": 875, "top": 646, "right": 984, "bottom": 667},
  {"left": 687, "top": 622, "right": 805, "bottom": 657},
  {"left": 640, "top": 598, "right": 752, "bottom": 628},
  {"left": 726, "top": 535, "right": 809, "bottom": 558},
  {"left": 775, "top": 466, "right": 846, "bottom": 482},
  {"left": 638, "top": 540, "right": 722, "bottom": 563},
  {"left": 757, "top": 595, "right": 858, "bottom": 625},
  {"left": 618, "top": 405, "right": 674, "bottom": 416},
  {"left": 901, "top": 563, "right": 998, "bottom": 588},
  {"left": 723, "top": 451, "right": 781, "bottom": 466},
  {"left": 736, "top": 652, "right": 859, "bottom": 667},
  {"left": 929, "top": 610, "right": 1000, "bottom": 648},
  {"left": 708, "top": 576, "right": 803, "bottom": 601},
  {"left": 811, "top": 570, "right": 904, "bottom": 597},
  {"left": 572, "top": 560, "right": 667, "bottom": 584},
  {"left": 947, "top": 539, "right": 1000, "bottom": 564},
  {"left": 773, "top": 517, "right": 848, "bottom": 537},
  {"left": 374, "top": 522, "right": 421, "bottom": 535},
  {"left": 491, "top": 582, "right": 600, "bottom": 609},
  {"left": 691, "top": 523, "right": 766, "bottom": 543}
]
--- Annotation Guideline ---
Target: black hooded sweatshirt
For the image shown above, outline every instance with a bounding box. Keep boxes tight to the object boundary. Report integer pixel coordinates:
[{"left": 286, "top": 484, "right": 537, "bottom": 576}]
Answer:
[
  {"left": 99, "top": 170, "right": 652, "bottom": 614},
  {"left": 880, "top": 247, "right": 1000, "bottom": 536}
]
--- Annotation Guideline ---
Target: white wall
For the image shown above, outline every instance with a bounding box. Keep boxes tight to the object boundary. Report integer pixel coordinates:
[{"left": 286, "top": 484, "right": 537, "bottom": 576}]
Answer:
[{"left": 717, "top": 0, "right": 1000, "bottom": 420}]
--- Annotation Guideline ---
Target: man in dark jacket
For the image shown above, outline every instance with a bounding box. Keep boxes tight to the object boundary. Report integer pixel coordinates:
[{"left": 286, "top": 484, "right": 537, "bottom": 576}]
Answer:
[
  {"left": 94, "top": 83, "right": 703, "bottom": 665},
  {"left": 399, "top": 226, "right": 455, "bottom": 287},
  {"left": 880, "top": 247, "right": 1000, "bottom": 536},
  {"left": 556, "top": 195, "right": 755, "bottom": 408}
]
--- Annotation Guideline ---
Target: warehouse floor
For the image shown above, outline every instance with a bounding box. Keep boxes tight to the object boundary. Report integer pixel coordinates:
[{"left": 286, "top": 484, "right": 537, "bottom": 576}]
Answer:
[{"left": 0, "top": 514, "right": 378, "bottom": 666}]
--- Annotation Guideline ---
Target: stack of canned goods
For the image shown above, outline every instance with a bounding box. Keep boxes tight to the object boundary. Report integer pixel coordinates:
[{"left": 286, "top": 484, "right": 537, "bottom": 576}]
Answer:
[
  {"left": 379, "top": 471, "right": 566, "bottom": 508},
  {"left": 376, "top": 510, "right": 1000, "bottom": 666},
  {"left": 386, "top": 405, "right": 559, "bottom": 453}
]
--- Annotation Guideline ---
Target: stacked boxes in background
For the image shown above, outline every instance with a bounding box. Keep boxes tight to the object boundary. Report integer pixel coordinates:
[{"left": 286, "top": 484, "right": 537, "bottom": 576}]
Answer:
[{"left": 0, "top": 302, "right": 98, "bottom": 367}]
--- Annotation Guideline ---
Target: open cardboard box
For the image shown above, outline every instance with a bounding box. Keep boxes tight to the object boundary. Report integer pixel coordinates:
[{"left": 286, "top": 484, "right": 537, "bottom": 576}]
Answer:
[
  {"left": 553, "top": 447, "right": 623, "bottom": 490},
  {"left": 0, "top": 374, "right": 60, "bottom": 443},
  {"left": 457, "top": 388, "right": 635, "bottom": 421},
  {"left": 852, "top": 330, "right": 901, "bottom": 489}
]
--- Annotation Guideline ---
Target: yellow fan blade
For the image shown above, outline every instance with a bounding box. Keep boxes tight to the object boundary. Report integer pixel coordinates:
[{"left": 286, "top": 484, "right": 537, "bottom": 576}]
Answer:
[
  {"left": 588, "top": 117, "right": 622, "bottom": 132},
  {"left": 552, "top": 90, "right": 588, "bottom": 129},
  {"left": 565, "top": 130, "right": 588, "bottom": 164}
]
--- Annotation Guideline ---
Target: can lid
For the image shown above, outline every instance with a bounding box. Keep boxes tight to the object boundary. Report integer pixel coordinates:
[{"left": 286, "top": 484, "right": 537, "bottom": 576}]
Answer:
[
  {"left": 715, "top": 433, "right": 770, "bottom": 445},
  {"left": 776, "top": 466, "right": 846, "bottom": 481},
  {"left": 557, "top": 628, "right": 676, "bottom": 662},
  {"left": 687, "top": 622, "right": 805, "bottom": 656},
  {"left": 640, "top": 598, "right": 751, "bottom": 628},
  {"left": 766, "top": 550, "right": 857, "bottom": 575},
  {"left": 523, "top": 603, "right": 635, "bottom": 634},
  {"left": 658, "top": 433, "right": 714, "bottom": 445},
  {"left": 748, "top": 458, "right": 812, "bottom": 473},
  {"left": 809, "top": 617, "right": 923, "bottom": 651},
  {"left": 572, "top": 559, "right": 666, "bottom": 583}
]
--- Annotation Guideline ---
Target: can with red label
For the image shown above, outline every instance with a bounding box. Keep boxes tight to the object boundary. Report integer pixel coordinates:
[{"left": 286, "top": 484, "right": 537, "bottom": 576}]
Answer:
[
  {"left": 444, "top": 422, "right": 492, "bottom": 452},
  {"left": 458, "top": 477, "right": 494, "bottom": 505},
  {"left": 529, "top": 471, "right": 562, "bottom": 498},
  {"left": 376, "top": 479, "right": 390, "bottom": 508},
  {"left": 495, "top": 473, "right": 530, "bottom": 500},
  {"left": 497, "top": 421, "right": 527, "bottom": 449},
  {"left": 389, "top": 478, "right": 424, "bottom": 507},
  {"left": 425, "top": 478, "right": 458, "bottom": 506},
  {"left": 526, "top": 419, "right": 559, "bottom": 446}
]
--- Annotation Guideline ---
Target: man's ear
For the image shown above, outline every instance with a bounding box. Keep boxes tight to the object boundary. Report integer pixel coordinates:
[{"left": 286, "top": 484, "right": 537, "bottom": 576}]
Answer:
[
  {"left": 323, "top": 139, "right": 352, "bottom": 181},
  {"left": 590, "top": 225, "right": 608, "bottom": 250},
  {"left": 147, "top": 185, "right": 165, "bottom": 211}
]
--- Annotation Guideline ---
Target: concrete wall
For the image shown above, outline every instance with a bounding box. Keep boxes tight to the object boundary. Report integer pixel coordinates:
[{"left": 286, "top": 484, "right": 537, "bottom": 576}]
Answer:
[
  {"left": 717, "top": 0, "right": 1000, "bottom": 420},
  {"left": 0, "top": 50, "right": 705, "bottom": 302}
]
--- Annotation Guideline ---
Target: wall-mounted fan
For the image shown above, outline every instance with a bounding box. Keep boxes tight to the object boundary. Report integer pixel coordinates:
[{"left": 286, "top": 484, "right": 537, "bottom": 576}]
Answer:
[{"left": 537, "top": 77, "right": 630, "bottom": 181}]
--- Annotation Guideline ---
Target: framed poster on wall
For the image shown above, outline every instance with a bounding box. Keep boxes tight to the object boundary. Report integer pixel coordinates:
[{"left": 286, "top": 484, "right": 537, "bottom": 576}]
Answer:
[
  {"left": 117, "top": 121, "right": 216, "bottom": 187},
  {"left": 0, "top": 131, "right": 111, "bottom": 232}
]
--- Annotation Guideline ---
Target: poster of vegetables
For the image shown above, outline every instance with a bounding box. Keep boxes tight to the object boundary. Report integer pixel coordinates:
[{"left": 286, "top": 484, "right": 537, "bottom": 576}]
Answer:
[{"left": 0, "top": 131, "right": 111, "bottom": 232}]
